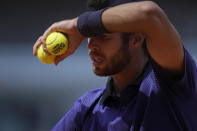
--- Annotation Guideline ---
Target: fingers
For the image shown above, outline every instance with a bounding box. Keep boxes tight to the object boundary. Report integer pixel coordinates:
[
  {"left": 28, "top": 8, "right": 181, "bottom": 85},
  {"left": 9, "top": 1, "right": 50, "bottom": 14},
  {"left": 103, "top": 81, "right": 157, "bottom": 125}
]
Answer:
[
  {"left": 34, "top": 19, "right": 82, "bottom": 65},
  {"left": 54, "top": 53, "right": 68, "bottom": 66},
  {"left": 41, "top": 38, "right": 51, "bottom": 56},
  {"left": 33, "top": 36, "right": 42, "bottom": 56},
  {"left": 42, "top": 23, "right": 58, "bottom": 42},
  {"left": 54, "top": 50, "right": 73, "bottom": 65},
  {"left": 41, "top": 24, "right": 60, "bottom": 56}
]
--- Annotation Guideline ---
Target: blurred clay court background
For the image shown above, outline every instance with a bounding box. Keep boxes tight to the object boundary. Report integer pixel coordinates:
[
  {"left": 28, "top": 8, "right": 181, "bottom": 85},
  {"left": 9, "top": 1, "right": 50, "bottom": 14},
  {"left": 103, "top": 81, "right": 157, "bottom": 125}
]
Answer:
[{"left": 0, "top": 0, "right": 196, "bottom": 130}]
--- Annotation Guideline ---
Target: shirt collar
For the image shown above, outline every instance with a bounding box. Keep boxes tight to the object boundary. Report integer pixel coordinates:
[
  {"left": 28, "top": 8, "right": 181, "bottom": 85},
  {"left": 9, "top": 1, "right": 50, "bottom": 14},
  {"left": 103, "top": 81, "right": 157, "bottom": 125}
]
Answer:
[{"left": 100, "top": 62, "right": 151, "bottom": 106}]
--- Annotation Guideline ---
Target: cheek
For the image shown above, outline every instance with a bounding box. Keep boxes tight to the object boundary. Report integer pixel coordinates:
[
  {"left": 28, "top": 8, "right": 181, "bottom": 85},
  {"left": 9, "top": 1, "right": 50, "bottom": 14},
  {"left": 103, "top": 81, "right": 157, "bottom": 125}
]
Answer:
[
  {"left": 102, "top": 38, "right": 122, "bottom": 50},
  {"left": 110, "top": 45, "right": 131, "bottom": 64},
  {"left": 103, "top": 45, "right": 122, "bottom": 59}
]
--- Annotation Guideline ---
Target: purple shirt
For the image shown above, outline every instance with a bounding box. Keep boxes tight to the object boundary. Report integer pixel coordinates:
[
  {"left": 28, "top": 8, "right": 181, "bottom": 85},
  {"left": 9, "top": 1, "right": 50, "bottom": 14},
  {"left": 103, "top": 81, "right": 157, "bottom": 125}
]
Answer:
[{"left": 52, "top": 48, "right": 197, "bottom": 131}]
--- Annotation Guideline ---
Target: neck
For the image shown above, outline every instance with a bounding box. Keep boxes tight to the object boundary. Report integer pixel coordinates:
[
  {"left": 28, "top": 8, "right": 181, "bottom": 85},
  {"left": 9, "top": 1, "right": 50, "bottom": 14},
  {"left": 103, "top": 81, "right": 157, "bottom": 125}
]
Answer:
[{"left": 112, "top": 56, "right": 148, "bottom": 96}]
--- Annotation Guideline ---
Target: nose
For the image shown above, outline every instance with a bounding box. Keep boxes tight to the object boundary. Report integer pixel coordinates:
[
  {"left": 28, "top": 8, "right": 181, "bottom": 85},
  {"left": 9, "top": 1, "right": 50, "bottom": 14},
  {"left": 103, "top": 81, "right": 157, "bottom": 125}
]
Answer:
[{"left": 88, "top": 37, "right": 100, "bottom": 51}]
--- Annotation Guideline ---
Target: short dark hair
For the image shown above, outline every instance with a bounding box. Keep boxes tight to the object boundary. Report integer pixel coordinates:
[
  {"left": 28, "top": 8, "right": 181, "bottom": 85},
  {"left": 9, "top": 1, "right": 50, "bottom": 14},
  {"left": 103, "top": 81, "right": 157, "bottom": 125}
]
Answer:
[
  {"left": 87, "top": 0, "right": 109, "bottom": 10},
  {"left": 87, "top": 0, "right": 141, "bottom": 11}
]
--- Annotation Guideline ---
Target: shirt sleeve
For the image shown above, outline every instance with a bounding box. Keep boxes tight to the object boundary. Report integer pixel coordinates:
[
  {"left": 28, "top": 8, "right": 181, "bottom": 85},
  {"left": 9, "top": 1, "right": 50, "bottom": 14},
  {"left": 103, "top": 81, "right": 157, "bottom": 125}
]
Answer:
[{"left": 150, "top": 47, "right": 197, "bottom": 96}]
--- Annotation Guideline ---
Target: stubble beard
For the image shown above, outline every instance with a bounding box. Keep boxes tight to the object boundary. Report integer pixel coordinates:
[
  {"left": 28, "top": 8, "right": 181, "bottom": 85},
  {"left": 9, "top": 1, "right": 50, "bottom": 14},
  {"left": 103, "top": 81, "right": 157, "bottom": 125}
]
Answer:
[{"left": 93, "top": 45, "right": 131, "bottom": 76}]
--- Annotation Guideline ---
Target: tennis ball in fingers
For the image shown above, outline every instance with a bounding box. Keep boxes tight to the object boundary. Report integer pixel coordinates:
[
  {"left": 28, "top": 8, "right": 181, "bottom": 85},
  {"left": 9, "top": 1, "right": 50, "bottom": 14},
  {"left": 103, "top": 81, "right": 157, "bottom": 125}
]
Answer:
[
  {"left": 37, "top": 45, "right": 56, "bottom": 64},
  {"left": 46, "top": 32, "right": 68, "bottom": 55}
]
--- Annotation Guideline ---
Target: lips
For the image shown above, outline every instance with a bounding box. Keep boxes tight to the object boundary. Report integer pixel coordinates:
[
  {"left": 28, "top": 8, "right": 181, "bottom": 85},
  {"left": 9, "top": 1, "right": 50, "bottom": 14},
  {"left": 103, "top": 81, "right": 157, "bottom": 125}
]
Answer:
[
  {"left": 92, "top": 56, "right": 104, "bottom": 64},
  {"left": 89, "top": 51, "right": 104, "bottom": 66}
]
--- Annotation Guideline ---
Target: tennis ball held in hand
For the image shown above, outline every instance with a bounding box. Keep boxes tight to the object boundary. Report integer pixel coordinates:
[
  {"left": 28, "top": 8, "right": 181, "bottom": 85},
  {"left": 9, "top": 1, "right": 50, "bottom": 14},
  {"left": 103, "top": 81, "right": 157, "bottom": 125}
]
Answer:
[
  {"left": 46, "top": 32, "right": 68, "bottom": 55},
  {"left": 37, "top": 32, "right": 68, "bottom": 64},
  {"left": 37, "top": 45, "right": 56, "bottom": 64}
]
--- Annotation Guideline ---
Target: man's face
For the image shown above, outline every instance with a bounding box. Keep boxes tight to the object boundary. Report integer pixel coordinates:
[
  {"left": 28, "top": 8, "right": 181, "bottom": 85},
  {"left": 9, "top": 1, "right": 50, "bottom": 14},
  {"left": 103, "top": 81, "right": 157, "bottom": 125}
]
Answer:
[{"left": 88, "top": 33, "right": 131, "bottom": 76}]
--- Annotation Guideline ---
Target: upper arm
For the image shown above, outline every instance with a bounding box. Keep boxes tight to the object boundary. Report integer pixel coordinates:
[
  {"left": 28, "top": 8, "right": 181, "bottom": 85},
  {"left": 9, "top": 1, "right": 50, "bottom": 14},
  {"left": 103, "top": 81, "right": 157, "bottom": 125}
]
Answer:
[
  {"left": 143, "top": 1, "right": 184, "bottom": 74},
  {"left": 102, "top": 1, "right": 184, "bottom": 74}
]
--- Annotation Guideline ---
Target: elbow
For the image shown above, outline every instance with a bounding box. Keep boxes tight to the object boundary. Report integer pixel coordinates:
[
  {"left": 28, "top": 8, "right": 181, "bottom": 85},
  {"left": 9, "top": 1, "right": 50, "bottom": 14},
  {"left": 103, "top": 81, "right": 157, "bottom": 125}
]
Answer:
[
  {"left": 141, "top": 1, "right": 161, "bottom": 16},
  {"left": 140, "top": 1, "right": 164, "bottom": 25}
]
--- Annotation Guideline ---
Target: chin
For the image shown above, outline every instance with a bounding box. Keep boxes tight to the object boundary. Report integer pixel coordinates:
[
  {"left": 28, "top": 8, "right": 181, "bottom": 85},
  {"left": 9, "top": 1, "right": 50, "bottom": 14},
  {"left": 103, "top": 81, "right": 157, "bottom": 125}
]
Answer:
[{"left": 93, "top": 67, "right": 112, "bottom": 77}]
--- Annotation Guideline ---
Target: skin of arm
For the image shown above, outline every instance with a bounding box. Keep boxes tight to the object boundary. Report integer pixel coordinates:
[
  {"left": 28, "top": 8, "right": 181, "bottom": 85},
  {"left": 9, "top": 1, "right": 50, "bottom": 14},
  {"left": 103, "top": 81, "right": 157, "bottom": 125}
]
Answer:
[
  {"left": 102, "top": 1, "right": 184, "bottom": 74},
  {"left": 33, "top": 18, "right": 85, "bottom": 65},
  {"left": 33, "top": 1, "right": 184, "bottom": 71}
]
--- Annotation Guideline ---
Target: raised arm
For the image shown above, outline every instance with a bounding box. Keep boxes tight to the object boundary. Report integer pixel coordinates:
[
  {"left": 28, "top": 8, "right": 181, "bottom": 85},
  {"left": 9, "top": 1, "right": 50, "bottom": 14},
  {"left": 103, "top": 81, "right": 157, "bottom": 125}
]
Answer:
[
  {"left": 102, "top": 1, "right": 184, "bottom": 74},
  {"left": 33, "top": 18, "right": 85, "bottom": 65}
]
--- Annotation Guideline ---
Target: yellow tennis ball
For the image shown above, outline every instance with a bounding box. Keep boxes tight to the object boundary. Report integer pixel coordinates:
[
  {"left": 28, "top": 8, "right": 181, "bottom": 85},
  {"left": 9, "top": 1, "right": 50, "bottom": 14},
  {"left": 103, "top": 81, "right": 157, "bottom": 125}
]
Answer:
[
  {"left": 46, "top": 32, "right": 68, "bottom": 55},
  {"left": 37, "top": 45, "right": 56, "bottom": 64}
]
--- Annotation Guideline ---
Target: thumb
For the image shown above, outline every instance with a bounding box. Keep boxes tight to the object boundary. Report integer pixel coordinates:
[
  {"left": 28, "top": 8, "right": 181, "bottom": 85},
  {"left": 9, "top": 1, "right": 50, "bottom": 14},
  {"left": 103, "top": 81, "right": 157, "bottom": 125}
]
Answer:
[{"left": 54, "top": 51, "right": 71, "bottom": 65}]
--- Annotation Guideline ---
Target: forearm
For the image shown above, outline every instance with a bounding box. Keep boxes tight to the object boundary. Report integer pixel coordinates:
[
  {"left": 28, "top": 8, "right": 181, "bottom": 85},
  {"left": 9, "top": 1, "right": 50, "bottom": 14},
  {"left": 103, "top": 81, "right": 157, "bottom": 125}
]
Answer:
[{"left": 101, "top": 1, "right": 163, "bottom": 36}]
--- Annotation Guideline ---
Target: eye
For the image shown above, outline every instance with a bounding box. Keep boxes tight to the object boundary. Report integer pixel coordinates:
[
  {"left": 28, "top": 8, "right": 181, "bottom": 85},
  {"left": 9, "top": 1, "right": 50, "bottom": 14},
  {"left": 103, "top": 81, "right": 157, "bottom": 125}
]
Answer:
[{"left": 99, "top": 34, "right": 111, "bottom": 40}]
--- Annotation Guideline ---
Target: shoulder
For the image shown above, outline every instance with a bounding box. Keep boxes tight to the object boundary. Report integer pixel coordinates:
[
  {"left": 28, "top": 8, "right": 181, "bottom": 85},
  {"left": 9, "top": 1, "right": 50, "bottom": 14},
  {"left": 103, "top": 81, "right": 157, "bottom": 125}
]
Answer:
[
  {"left": 77, "top": 88, "right": 105, "bottom": 107},
  {"left": 149, "top": 47, "right": 197, "bottom": 95},
  {"left": 184, "top": 48, "right": 197, "bottom": 70},
  {"left": 178, "top": 48, "right": 197, "bottom": 87},
  {"left": 51, "top": 88, "right": 105, "bottom": 130}
]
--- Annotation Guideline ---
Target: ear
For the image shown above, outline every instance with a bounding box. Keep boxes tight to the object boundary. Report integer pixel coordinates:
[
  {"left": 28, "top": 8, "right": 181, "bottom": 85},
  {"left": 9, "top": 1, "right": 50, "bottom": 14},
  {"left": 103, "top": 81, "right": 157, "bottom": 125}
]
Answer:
[{"left": 130, "top": 33, "right": 145, "bottom": 48}]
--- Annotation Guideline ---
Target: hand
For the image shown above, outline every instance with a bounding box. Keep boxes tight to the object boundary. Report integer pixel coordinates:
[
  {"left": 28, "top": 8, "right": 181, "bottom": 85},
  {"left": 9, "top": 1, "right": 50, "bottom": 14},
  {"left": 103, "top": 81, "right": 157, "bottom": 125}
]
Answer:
[{"left": 33, "top": 17, "right": 85, "bottom": 65}]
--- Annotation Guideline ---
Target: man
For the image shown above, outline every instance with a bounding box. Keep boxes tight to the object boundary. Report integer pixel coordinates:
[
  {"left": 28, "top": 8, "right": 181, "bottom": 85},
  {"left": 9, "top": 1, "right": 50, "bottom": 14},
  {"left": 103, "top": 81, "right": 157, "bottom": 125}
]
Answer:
[{"left": 33, "top": 0, "right": 197, "bottom": 130}]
